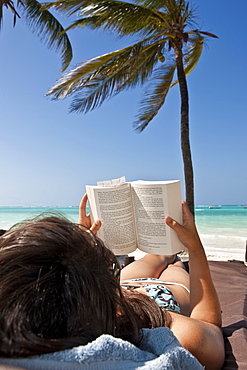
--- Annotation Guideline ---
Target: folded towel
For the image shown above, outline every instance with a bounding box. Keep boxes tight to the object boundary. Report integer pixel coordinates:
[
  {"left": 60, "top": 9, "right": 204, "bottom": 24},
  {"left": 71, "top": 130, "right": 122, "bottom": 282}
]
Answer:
[{"left": 0, "top": 327, "right": 203, "bottom": 369}]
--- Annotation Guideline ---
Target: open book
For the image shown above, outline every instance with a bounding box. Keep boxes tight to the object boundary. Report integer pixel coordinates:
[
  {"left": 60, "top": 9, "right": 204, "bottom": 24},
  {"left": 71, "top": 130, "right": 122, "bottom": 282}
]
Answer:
[{"left": 86, "top": 178, "right": 184, "bottom": 256}]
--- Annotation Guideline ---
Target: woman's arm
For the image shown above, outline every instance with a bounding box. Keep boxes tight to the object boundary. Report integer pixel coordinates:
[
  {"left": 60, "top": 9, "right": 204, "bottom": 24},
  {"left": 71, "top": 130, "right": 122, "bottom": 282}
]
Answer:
[
  {"left": 166, "top": 202, "right": 224, "bottom": 369},
  {"left": 165, "top": 201, "right": 221, "bottom": 326}
]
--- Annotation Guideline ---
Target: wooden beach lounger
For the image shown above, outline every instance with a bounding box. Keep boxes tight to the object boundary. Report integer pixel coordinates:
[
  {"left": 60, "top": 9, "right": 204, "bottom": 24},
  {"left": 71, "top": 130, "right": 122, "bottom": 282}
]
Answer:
[{"left": 208, "top": 260, "right": 247, "bottom": 370}]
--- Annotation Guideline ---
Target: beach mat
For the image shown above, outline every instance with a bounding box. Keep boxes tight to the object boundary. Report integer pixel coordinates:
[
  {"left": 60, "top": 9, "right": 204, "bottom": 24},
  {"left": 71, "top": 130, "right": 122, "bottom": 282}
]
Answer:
[{"left": 209, "top": 261, "right": 247, "bottom": 370}]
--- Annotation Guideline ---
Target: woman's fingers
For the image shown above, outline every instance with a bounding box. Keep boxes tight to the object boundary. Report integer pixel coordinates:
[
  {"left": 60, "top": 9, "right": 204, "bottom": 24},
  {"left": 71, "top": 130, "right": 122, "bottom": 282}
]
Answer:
[
  {"left": 78, "top": 193, "right": 101, "bottom": 234},
  {"left": 79, "top": 194, "right": 88, "bottom": 217},
  {"left": 78, "top": 193, "right": 91, "bottom": 228},
  {"left": 181, "top": 200, "right": 194, "bottom": 226},
  {"left": 90, "top": 220, "right": 101, "bottom": 234},
  {"left": 165, "top": 201, "right": 201, "bottom": 250}
]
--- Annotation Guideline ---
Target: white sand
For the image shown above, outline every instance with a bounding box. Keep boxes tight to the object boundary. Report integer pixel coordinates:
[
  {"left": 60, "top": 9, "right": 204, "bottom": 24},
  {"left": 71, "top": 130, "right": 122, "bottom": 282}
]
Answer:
[{"left": 124, "top": 245, "right": 246, "bottom": 263}]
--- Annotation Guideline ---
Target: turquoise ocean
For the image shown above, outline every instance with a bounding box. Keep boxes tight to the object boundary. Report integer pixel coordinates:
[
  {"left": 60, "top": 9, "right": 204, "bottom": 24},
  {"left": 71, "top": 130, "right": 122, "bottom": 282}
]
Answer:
[{"left": 0, "top": 206, "right": 246, "bottom": 261}]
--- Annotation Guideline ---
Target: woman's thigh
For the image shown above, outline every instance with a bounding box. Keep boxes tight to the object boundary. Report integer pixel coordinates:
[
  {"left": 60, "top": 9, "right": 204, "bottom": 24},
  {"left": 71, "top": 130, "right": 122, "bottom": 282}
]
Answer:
[
  {"left": 159, "top": 264, "right": 190, "bottom": 287},
  {"left": 159, "top": 265, "right": 190, "bottom": 316},
  {"left": 120, "top": 254, "right": 176, "bottom": 280}
]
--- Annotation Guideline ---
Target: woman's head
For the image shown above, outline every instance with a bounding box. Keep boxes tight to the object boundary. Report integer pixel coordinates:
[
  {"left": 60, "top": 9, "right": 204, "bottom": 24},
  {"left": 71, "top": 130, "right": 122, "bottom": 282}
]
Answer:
[
  {"left": 0, "top": 215, "right": 122, "bottom": 356},
  {"left": 0, "top": 215, "right": 170, "bottom": 357}
]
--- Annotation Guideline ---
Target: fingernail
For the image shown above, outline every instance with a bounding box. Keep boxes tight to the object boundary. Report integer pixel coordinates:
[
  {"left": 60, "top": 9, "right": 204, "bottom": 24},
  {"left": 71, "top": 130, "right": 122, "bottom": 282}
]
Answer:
[{"left": 166, "top": 217, "right": 172, "bottom": 224}]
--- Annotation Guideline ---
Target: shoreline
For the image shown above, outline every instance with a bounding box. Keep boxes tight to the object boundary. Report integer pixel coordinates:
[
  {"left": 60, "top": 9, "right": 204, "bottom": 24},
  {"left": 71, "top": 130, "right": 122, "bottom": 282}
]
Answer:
[{"left": 1, "top": 206, "right": 246, "bottom": 263}]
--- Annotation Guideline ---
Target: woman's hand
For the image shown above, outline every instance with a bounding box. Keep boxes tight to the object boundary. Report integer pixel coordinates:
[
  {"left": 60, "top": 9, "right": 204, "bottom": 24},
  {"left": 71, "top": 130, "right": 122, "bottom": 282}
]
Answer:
[
  {"left": 79, "top": 194, "right": 101, "bottom": 234},
  {"left": 165, "top": 201, "right": 202, "bottom": 252}
]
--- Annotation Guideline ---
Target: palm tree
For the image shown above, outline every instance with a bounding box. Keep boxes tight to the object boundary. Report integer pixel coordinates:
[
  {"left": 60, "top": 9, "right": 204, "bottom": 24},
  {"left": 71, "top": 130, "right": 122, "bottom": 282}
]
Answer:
[
  {"left": 46, "top": 0, "right": 217, "bottom": 214},
  {"left": 0, "top": 0, "right": 72, "bottom": 71}
]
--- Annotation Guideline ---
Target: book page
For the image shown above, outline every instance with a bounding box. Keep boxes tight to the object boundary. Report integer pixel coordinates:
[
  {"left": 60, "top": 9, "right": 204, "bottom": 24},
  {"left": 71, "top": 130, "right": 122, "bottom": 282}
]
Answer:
[
  {"left": 165, "top": 181, "right": 186, "bottom": 253},
  {"left": 86, "top": 183, "right": 137, "bottom": 255},
  {"left": 131, "top": 181, "right": 183, "bottom": 255}
]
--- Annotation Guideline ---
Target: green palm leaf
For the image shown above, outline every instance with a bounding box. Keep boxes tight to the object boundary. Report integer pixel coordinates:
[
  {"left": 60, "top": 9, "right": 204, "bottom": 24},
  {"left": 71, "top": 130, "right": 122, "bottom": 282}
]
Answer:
[
  {"left": 139, "top": 0, "right": 194, "bottom": 26},
  {"left": 47, "top": 50, "right": 124, "bottom": 100},
  {"left": 0, "top": 0, "right": 22, "bottom": 28},
  {"left": 48, "top": 37, "right": 166, "bottom": 112},
  {"left": 44, "top": 0, "right": 169, "bottom": 36},
  {"left": 134, "top": 63, "right": 176, "bottom": 131},
  {"left": 24, "top": 0, "right": 72, "bottom": 71},
  {"left": 115, "top": 41, "right": 166, "bottom": 89},
  {"left": 183, "top": 35, "right": 204, "bottom": 75},
  {"left": 0, "top": 0, "right": 72, "bottom": 71},
  {"left": 68, "top": 43, "right": 161, "bottom": 113}
]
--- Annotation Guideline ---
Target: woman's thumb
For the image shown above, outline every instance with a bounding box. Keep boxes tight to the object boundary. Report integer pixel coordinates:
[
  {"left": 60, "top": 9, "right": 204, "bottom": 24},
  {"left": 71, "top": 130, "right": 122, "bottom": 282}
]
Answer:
[
  {"left": 90, "top": 220, "right": 101, "bottom": 234},
  {"left": 165, "top": 216, "right": 181, "bottom": 232}
]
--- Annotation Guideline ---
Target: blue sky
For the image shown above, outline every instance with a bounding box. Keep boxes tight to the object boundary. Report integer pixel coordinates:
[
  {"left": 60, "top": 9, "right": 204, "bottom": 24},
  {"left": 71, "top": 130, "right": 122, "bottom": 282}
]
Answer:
[{"left": 0, "top": 0, "right": 246, "bottom": 207}]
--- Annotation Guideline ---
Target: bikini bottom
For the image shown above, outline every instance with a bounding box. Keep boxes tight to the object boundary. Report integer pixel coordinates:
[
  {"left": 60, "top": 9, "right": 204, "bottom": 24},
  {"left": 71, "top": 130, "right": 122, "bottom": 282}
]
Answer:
[{"left": 121, "top": 277, "right": 190, "bottom": 313}]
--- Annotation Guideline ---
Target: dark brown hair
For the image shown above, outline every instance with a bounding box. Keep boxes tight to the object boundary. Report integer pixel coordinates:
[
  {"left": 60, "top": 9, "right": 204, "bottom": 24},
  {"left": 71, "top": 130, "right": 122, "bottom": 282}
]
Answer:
[{"left": 0, "top": 215, "right": 169, "bottom": 357}]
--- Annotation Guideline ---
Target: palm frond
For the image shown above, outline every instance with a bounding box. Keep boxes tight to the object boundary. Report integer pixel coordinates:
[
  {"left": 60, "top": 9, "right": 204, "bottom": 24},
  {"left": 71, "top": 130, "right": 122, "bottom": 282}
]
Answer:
[
  {"left": 0, "top": 0, "right": 22, "bottom": 28},
  {"left": 47, "top": 33, "right": 167, "bottom": 100},
  {"left": 42, "top": 0, "right": 98, "bottom": 13},
  {"left": 136, "top": 0, "right": 198, "bottom": 37},
  {"left": 48, "top": 37, "right": 168, "bottom": 114},
  {"left": 135, "top": 0, "right": 169, "bottom": 10},
  {"left": 23, "top": 0, "right": 72, "bottom": 70},
  {"left": 115, "top": 40, "right": 166, "bottom": 90},
  {"left": 47, "top": 50, "right": 124, "bottom": 99},
  {"left": 190, "top": 29, "right": 218, "bottom": 38},
  {"left": 134, "top": 63, "right": 176, "bottom": 131},
  {"left": 140, "top": 0, "right": 193, "bottom": 24},
  {"left": 183, "top": 35, "right": 204, "bottom": 75},
  {"left": 44, "top": 0, "right": 169, "bottom": 36},
  {"left": 93, "top": 45, "right": 158, "bottom": 95},
  {"left": 69, "top": 74, "right": 116, "bottom": 113}
]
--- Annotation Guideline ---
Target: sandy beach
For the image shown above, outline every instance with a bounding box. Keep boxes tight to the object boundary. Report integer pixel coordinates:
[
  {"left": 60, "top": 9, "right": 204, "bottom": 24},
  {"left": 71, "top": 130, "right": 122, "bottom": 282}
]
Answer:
[{"left": 126, "top": 241, "right": 246, "bottom": 263}]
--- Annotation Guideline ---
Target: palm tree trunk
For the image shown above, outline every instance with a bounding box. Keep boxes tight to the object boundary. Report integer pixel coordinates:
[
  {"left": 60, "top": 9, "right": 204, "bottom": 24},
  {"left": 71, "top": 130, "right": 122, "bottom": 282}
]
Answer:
[{"left": 174, "top": 44, "right": 195, "bottom": 216}]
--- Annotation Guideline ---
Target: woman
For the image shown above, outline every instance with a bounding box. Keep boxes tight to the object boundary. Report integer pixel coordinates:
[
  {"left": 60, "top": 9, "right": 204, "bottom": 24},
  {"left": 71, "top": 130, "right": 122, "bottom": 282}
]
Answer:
[
  {"left": 0, "top": 195, "right": 224, "bottom": 369},
  {"left": 80, "top": 194, "right": 225, "bottom": 369}
]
